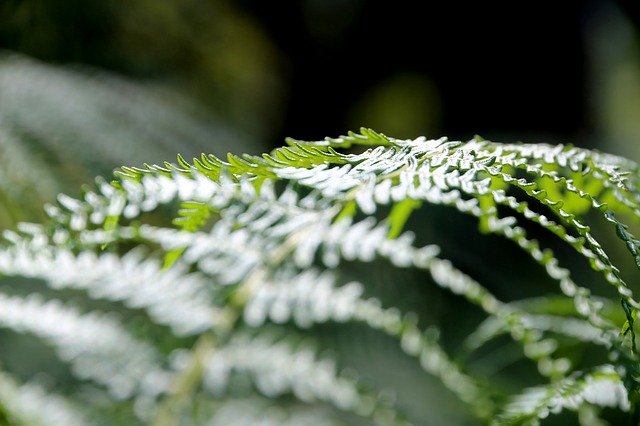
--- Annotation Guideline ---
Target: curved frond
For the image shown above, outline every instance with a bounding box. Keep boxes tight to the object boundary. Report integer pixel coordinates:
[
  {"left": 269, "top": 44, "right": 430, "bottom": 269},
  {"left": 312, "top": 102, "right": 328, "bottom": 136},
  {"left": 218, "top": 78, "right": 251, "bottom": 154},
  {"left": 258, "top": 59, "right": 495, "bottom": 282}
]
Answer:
[
  {"left": 494, "top": 365, "right": 629, "bottom": 425},
  {"left": 1, "top": 129, "right": 639, "bottom": 424},
  {"left": 0, "top": 293, "right": 168, "bottom": 399},
  {"left": 199, "top": 334, "right": 407, "bottom": 425},
  {"left": 0, "top": 371, "right": 86, "bottom": 426}
]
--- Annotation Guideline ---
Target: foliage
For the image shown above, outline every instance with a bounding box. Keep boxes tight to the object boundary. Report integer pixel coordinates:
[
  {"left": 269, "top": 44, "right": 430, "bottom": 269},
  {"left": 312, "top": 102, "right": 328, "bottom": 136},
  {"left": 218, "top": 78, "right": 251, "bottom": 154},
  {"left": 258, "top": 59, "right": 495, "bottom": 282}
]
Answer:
[
  {"left": 0, "top": 53, "right": 256, "bottom": 227},
  {"left": 0, "top": 129, "right": 640, "bottom": 424},
  {"left": 0, "top": 0, "right": 281, "bottom": 138}
]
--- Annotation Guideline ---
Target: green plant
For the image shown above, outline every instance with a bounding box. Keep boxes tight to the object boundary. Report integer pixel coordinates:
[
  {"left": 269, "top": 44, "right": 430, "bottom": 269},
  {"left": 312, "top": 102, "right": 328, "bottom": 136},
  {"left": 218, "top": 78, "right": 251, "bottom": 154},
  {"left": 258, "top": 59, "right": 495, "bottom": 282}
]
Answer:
[
  {"left": 0, "top": 53, "right": 257, "bottom": 227},
  {"left": 0, "top": 129, "right": 639, "bottom": 425}
]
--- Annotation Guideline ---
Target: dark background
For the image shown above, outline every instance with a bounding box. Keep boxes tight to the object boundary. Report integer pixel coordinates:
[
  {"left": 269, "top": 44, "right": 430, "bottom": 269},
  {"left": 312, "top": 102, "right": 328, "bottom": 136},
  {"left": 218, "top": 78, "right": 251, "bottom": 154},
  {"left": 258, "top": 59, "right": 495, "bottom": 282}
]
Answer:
[
  {"left": 242, "top": 0, "right": 588, "bottom": 142},
  {"left": 1, "top": 0, "right": 640, "bottom": 152}
]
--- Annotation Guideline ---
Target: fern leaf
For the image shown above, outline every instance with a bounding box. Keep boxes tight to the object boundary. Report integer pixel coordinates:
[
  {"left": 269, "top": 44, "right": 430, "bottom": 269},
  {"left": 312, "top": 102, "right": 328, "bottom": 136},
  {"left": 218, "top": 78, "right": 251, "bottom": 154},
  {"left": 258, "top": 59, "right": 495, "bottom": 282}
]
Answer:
[
  {"left": 199, "top": 333, "right": 407, "bottom": 425},
  {"left": 0, "top": 371, "right": 86, "bottom": 426},
  {"left": 207, "top": 398, "right": 340, "bottom": 426},
  {"left": 1, "top": 129, "right": 640, "bottom": 424},
  {"left": 0, "top": 293, "right": 168, "bottom": 399},
  {"left": 494, "top": 365, "right": 629, "bottom": 425},
  {"left": 0, "top": 235, "right": 222, "bottom": 336},
  {"left": 243, "top": 268, "right": 494, "bottom": 418}
]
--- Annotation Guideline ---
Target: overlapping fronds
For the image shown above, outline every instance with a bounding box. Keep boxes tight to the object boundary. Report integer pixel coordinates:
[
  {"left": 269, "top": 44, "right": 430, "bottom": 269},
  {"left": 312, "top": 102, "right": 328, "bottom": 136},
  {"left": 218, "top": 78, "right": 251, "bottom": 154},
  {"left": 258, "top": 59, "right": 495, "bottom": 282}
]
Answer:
[
  {"left": 0, "top": 53, "right": 256, "bottom": 227},
  {"left": 0, "top": 129, "right": 639, "bottom": 424}
]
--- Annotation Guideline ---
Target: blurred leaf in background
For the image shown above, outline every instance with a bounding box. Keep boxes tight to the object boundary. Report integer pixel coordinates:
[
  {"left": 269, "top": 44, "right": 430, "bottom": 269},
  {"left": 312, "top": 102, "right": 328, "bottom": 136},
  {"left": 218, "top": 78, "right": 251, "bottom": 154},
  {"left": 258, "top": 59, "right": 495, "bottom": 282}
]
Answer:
[
  {"left": 348, "top": 73, "right": 442, "bottom": 140},
  {"left": 0, "top": 0, "right": 283, "bottom": 139},
  {"left": 0, "top": 53, "right": 260, "bottom": 227},
  {"left": 586, "top": 2, "right": 640, "bottom": 160}
]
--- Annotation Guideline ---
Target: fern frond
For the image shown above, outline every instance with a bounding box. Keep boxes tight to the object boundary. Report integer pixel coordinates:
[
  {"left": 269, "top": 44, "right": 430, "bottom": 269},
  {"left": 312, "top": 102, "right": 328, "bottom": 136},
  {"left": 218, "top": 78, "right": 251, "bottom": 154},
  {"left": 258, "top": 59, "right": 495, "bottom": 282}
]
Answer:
[
  {"left": 2, "top": 129, "right": 640, "bottom": 424},
  {"left": 199, "top": 333, "right": 408, "bottom": 425},
  {"left": 243, "top": 268, "right": 494, "bottom": 418},
  {"left": 0, "top": 371, "right": 86, "bottom": 426},
  {"left": 206, "top": 397, "right": 341, "bottom": 425},
  {"left": 0, "top": 293, "right": 168, "bottom": 399},
  {"left": 494, "top": 365, "right": 629, "bottom": 425},
  {"left": 465, "top": 314, "right": 610, "bottom": 357},
  {"left": 0, "top": 53, "right": 257, "bottom": 228},
  {"left": 0, "top": 234, "right": 223, "bottom": 336}
]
